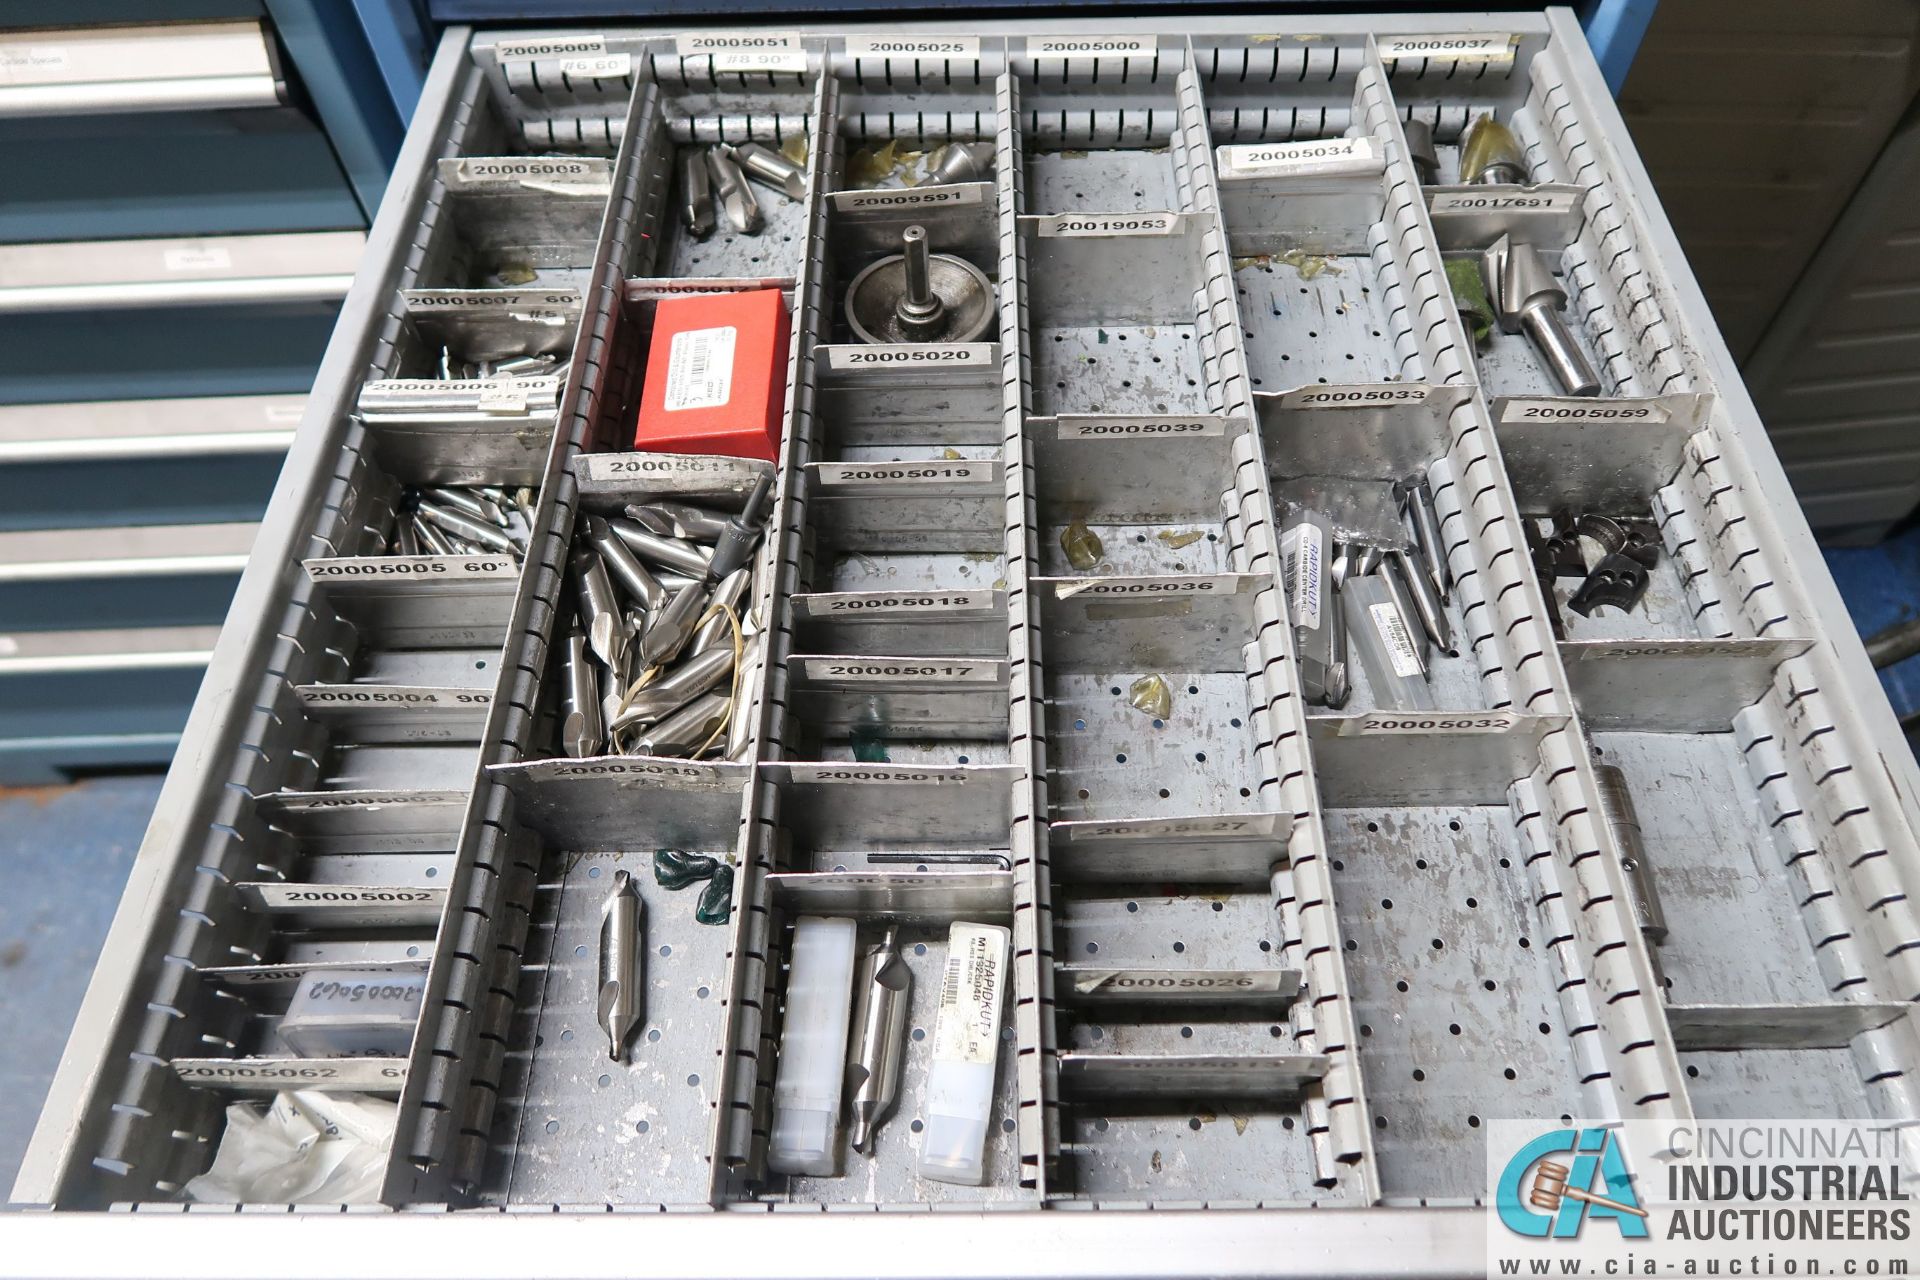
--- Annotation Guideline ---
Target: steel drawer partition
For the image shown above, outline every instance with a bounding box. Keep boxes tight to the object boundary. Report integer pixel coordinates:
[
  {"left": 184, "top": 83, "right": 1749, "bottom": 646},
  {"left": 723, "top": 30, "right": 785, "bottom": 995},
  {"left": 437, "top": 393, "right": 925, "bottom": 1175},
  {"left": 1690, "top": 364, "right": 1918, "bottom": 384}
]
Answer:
[
  {"left": 1522, "top": 24, "right": 1920, "bottom": 1121},
  {"left": 14, "top": 14, "right": 1920, "bottom": 1266},
  {"left": 1364, "top": 36, "right": 1697, "bottom": 1159},
  {"left": 9, "top": 28, "right": 475, "bottom": 1209}
]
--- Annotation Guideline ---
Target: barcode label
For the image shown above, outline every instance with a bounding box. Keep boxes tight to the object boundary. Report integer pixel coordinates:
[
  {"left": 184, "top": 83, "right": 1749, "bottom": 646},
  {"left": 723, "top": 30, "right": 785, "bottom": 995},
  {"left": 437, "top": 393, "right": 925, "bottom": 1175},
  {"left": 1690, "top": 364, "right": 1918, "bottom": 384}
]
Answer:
[
  {"left": 1280, "top": 523, "right": 1324, "bottom": 631},
  {"left": 932, "top": 923, "right": 1009, "bottom": 1066},
  {"left": 1026, "top": 35, "right": 1157, "bottom": 58},
  {"left": 1035, "top": 211, "right": 1184, "bottom": 237},
  {"left": 663, "top": 325, "right": 735, "bottom": 411},
  {"left": 1217, "top": 137, "right": 1380, "bottom": 181},
  {"left": 1369, "top": 602, "right": 1424, "bottom": 678},
  {"left": 845, "top": 35, "right": 980, "bottom": 60},
  {"left": 1377, "top": 32, "right": 1518, "bottom": 64},
  {"left": 497, "top": 35, "right": 606, "bottom": 59},
  {"left": 830, "top": 185, "right": 985, "bottom": 213},
  {"left": 677, "top": 31, "right": 806, "bottom": 73}
]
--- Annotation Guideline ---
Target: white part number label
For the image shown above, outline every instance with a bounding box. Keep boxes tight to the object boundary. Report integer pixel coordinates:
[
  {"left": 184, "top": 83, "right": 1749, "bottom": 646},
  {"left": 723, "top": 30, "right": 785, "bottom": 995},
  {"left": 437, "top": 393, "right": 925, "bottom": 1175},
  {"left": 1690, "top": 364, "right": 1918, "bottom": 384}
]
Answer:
[
  {"left": 1217, "top": 137, "right": 1380, "bottom": 180},
  {"left": 1369, "top": 602, "right": 1424, "bottom": 679},
  {"left": 1280, "top": 383, "right": 1429, "bottom": 409},
  {"left": 1055, "top": 415, "right": 1226, "bottom": 439},
  {"left": 1344, "top": 711, "right": 1518, "bottom": 734},
  {"left": 801, "top": 658, "right": 999, "bottom": 683},
  {"left": 1026, "top": 35, "right": 1156, "bottom": 59},
  {"left": 1500, "top": 397, "right": 1671, "bottom": 424},
  {"left": 1035, "top": 211, "right": 1183, "bottom": 237},
  {"left": 676, "top": 32, "right": 806, "bottom": 73},
  {"left": 1377, "top": 32, "right": 1517, "bottom": 64},
  {"left": 934, "top": 924, "right": 1009, "bottom": 1066},
  {"left": 785, "top": 764, "right": 967, "bottom": 785},
  {"left": 1429, "top": 188, "right": 1580, "bottom": 214},
  {"left": 813, "top": 460, "right": 994, "bottom": 486},
  {"left": 795, "top": 590, "right": 993, "bottom": 618},
  {"left": 663, "top": 326, "right": 736, "bottom": 412},
  {"left": 497, "top": 35, "right": 605, "bottom": 59},
  {"left": 1058, "top": 574, "right": 1237, "bottom": 599},
  {"left": 830, "top": 185, "right": 985, "bottom": 213},
  {"left": 558, "top": 53, "right": 630, "bottom": 79},
  {"left": 845, "top": 35, "right": 979, "bottom": 60},
  {"left": 823, "top": 343, "right": 995, "bottom": 370},
  {"left": 1281, "top": 522, "right": 1325, "bottom": 631}
]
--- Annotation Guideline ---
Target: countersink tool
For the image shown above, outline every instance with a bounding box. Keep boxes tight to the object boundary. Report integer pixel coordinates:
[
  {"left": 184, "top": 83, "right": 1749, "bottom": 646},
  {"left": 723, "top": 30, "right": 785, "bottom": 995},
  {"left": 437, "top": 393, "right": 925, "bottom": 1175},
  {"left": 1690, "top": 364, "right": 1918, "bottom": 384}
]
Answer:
[
  {"left": 680, "top": 149, "right": 715, "bottom": 237},
  {"left": 1483, "top": 234, "right": 1600, "bottom": 397},
  {"left": 731, "top": 141, "right": 807, "bottom": 200},
  {"left": 707, "top": 145, "right": 763, "bottom": 234},
  {"left": 846, "top": 927, "right": 912, "bottom": 1155},
  {"left": 571, "top": 547, "right": 627, "bottom": 673},
  {"left": 561, "top": 617, "right": 603, "bottom": 758},
  {"left": 708, "top": 472, "right": 775, "bottom": 580},
  {"left": 1460, "top": 113, "right": 1528, "bottom": 184},
  {"left": 844, "top": 224, "right": 995, "bottom": 344},
  {"left": 925, "top": 141, "right": 996, "bottom": 185},
  {"left": 599, "top": 869, "right": 644, "bottom": 1061},
  {"left": 583, "top": 514, "right": 666, "bottom": 611}
]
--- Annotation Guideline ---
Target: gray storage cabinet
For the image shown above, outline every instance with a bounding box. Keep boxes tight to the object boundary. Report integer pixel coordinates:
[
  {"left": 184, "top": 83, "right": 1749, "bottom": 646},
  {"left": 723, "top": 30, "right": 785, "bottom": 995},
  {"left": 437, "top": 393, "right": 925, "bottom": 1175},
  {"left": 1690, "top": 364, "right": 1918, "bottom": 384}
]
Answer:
[{"left": 11, "top": 12, "right": 1920, "bottom": 1277}]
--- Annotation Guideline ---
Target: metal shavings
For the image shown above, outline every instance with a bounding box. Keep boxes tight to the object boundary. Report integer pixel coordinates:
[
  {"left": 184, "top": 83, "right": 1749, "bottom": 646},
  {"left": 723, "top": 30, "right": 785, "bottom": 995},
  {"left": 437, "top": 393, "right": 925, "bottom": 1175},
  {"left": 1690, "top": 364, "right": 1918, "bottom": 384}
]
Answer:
[
  {"left": 1127, "top": 674, "right": 1173, "bottom": 719},
  {"left": 1232, "top": 1114, "right": 1251, "bottom": 1136},
  {"left": 1061, "top": 519, "right": 1104, "bottom": 571},
  {"left": 1277, "top": 249, "right": 1343, "bottom": 281},
  {"left": 1157, "top": 529, "right": 1204, "bottom": 549},
  {"left": 780, "top": 135, "right": 808, "bottom": 166},
  {"left": 940, "top": 447, "right": 966, "bottom": 460},
  {"left": 494, "top": 263, "right": 538, "bottom": 286},
  {"left": 1232, "top": 254, "right": 1272, "bottom": 271}
]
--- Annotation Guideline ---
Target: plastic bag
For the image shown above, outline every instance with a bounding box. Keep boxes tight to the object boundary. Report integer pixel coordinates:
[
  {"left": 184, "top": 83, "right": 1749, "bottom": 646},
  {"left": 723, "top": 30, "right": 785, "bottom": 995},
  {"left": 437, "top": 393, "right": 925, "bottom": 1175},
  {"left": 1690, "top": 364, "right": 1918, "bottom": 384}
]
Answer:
[{"left": 183, "top": 1090, "right": 396, "bottom": 1205}]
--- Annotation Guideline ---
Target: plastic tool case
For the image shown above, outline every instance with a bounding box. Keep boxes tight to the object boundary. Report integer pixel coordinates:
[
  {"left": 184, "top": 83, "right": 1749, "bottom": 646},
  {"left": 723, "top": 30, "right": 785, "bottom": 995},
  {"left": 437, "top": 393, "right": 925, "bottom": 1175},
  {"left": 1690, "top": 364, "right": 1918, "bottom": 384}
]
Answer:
[{"left": 12, "top": 12, "right": 1920, "bottom": 1277}]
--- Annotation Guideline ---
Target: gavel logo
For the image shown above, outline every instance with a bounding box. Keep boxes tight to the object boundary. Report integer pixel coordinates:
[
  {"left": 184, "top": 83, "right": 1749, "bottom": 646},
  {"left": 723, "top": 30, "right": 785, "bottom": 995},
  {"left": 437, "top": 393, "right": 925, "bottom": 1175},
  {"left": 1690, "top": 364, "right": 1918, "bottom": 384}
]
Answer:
[{"left": 1528, "top": 1159, "right": 1649, "bottom": 1219}]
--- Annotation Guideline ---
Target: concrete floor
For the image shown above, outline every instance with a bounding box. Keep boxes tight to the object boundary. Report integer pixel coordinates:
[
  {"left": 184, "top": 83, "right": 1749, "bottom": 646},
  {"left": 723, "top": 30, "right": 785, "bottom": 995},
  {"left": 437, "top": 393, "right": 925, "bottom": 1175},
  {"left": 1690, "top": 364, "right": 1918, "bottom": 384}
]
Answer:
[{"left": 0, "top": 774, "right": 162, "bottom": 1192}]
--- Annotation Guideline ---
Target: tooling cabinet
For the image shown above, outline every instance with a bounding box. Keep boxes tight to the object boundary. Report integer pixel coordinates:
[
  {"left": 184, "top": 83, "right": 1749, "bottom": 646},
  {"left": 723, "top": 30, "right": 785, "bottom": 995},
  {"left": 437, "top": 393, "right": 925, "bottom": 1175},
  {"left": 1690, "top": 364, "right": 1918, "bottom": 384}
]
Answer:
[{"left": 13, "top": 11, "right": 1920, "bottom": 1276}]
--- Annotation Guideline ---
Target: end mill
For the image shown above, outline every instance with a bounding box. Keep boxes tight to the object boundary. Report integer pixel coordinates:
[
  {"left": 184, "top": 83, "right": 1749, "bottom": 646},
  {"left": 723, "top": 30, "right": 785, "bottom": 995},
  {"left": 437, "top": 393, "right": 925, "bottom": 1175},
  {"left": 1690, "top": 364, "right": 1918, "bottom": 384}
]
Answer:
[
  {"left": 846, "top": 926, "right": 912, "bottom": 1155},
  {"left": 599, "top": 869, "right": 644, "bottom": 1061}
]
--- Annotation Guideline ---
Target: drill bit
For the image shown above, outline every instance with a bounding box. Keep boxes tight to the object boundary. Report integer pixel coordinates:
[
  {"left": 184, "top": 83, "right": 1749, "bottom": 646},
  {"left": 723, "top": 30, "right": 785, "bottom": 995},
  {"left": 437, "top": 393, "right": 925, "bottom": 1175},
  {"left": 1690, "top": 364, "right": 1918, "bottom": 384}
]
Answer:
[
  {"left": 598, "top": 869, "right": 644, "bottom": 1061},
  {"left": 415, "top": 499, "right": 518, "bottom": 555},
  {"left": 561, "top": 618, "right": 603, "bottom": 758},
  {"left": 1390, "top": 547, "right": 1453, "bottom": 655},
  {"left": 583, "top": 514, "right": 666, "bottom": 611},
  {"left": 680, "top": 148, "right": 715, "bottom": 238},
  {"left": 706, "top": 145, "right": 763, "bottom": 235},
  {"left": 846, "top": 927, "right": 912, "bottom": 1155},
  {"left": 571, "top": 547, "right": 627, "bottom": 673}
]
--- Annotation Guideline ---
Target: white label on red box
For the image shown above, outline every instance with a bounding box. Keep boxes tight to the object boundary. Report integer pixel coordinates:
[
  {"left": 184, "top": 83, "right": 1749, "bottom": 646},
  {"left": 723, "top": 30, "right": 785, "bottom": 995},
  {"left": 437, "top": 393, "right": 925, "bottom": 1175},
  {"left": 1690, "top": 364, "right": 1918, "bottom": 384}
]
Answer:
[{"left": 663, "top": 325, "right": 736, "bottom": 411}]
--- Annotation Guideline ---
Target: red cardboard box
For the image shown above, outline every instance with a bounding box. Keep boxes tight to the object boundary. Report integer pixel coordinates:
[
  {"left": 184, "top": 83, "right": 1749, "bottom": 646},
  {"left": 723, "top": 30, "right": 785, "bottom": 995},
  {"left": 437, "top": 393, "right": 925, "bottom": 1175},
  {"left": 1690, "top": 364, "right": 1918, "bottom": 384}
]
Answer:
[{"left": 632, "top": 288, "right": 789, "bottom": 462}]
